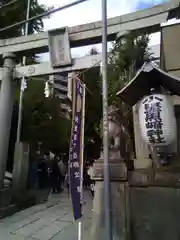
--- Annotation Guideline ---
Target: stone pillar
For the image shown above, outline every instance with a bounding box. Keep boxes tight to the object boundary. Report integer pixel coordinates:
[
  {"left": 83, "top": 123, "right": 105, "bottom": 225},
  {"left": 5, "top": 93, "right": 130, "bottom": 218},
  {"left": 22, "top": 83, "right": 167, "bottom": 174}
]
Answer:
[
  {"left": 133, "top": 104, "right": 152, "bottom": 169},
  {"left": 90, "top": 150, "right": 129, "bottom": 240},
  {"left": 12, "top": 142, "right": 29, "bottom": 196},
  {"left": 0, "top": 53, "right": 16, "bottom": 188}
]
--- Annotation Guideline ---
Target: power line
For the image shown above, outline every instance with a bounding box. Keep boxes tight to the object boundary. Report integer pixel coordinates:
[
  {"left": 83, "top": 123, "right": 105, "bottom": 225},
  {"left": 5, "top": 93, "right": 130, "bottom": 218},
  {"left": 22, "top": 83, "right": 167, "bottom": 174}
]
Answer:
[
  {"left": 0, "top": 0, "right": 19, "bottom": 9},
  {"left": 76, "top": 58, "right": 101, "bottom": 77},
  {"left": 0, "top": 0, "right": 89, "bottom": 33}
]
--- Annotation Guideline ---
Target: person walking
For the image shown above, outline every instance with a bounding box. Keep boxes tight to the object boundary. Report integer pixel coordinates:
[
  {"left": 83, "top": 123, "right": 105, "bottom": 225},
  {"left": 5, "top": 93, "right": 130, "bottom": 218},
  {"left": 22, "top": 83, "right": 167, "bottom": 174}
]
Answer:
[
  {"left": 87, "top": 162, "right": 95, "bottom": 212},
  {"left": 83, "top": 164, "right": 90, "bottom": 189},
  {"left": 87, "top": 162, "right": 95, "bottom": 199},
  {"left": 51, "top": 156, "right": 62, "bottom": 193},
  {"left": 64, "top": 172, "right": 70, "bottom": 195},
  {"left": 38, "top": 155, "right": 49, "bottom": 189},
  {"left": 58, "top": 159, "right": 66, "bottom": 191}
]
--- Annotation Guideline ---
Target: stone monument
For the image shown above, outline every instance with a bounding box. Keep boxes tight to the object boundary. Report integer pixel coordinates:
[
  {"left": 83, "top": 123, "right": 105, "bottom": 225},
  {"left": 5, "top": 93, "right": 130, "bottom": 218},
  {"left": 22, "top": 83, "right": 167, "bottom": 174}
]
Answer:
[{"left": 90, "top": 105, "right": 133, "bottom": 240}]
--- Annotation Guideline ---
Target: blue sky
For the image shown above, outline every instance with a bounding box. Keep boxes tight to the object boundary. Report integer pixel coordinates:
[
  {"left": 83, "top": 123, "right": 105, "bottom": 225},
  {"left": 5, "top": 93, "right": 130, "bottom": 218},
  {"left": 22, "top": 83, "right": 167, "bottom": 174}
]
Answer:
[
  {"left": 135, "top": 0, "right": 168, "bottom": 10},
  {"left": 38, "top": 0, "right": 169, "bottom": 59},
  {"left": 38, "top": 0, "right": 169, "bottom": 27}
]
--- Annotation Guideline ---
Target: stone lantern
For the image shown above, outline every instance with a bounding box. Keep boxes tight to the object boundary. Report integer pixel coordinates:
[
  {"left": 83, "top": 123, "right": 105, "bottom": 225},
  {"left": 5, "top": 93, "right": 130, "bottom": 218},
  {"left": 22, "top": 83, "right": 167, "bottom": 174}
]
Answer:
[{"left": 115, "top": 61, "right": 180, "bottom": 240}]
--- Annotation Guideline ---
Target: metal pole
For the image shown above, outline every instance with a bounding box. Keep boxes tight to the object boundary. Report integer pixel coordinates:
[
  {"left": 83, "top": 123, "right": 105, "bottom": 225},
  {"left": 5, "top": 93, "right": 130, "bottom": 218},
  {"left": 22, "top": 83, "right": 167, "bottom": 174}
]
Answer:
[
  {"left": 0, "top": 53, "right": 16, "bottom": 188},
  {"left": 78, "top": 83, "right": 86, "bottom": 240},
  {"left": 16, "top": 0, "right": 31, "bottom": 143},
  {"left": 101, "top": 0, "right": 113, "bottom": 239},
  {"left": 80, "top": 83, "right": 86, "bottom": 202}
]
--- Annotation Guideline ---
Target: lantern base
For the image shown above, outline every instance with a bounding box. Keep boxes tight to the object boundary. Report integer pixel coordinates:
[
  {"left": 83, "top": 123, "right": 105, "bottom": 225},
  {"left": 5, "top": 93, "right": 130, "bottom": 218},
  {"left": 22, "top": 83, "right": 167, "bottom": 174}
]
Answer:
[
  {"left": 129, "top": 168, "right": 180, "bottom": 187},
  {"left": 129, "top": 185, "right": 180, "bottom": 240}
]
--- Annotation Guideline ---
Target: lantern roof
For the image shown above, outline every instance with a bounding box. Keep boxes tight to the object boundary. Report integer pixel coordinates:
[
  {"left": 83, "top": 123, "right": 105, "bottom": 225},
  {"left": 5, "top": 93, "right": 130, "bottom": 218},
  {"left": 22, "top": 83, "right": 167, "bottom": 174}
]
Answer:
[{"left": 116, "top": 61, "right": 180, "bottom": 106}]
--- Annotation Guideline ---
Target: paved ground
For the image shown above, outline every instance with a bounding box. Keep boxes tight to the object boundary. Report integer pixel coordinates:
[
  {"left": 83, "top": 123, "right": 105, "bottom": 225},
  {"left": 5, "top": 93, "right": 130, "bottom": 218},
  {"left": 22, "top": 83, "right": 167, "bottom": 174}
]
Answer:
[{"left": 0, "top": 190, "right": 93, "bottom": 240}]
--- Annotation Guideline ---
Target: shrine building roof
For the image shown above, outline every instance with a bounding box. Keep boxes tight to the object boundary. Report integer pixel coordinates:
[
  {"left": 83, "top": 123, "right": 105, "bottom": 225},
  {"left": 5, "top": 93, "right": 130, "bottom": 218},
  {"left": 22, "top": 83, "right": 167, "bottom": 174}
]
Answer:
[{"left": 116, "top": 61, "right": 180, "bottom": 106}]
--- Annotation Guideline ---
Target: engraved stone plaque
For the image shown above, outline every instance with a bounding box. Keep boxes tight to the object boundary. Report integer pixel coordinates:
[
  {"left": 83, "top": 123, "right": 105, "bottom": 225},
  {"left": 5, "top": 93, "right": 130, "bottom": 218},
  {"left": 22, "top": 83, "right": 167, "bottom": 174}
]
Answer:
[{"left": 48, "top": 27, "right": 72, "bottom": 68}]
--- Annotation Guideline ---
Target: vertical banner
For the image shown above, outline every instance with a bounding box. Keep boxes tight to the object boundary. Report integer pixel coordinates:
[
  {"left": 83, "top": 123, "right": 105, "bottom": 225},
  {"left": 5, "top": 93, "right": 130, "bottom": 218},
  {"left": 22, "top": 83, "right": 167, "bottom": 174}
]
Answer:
[{"left": 69, "top": 74, "right": 85, "bottom": 220}]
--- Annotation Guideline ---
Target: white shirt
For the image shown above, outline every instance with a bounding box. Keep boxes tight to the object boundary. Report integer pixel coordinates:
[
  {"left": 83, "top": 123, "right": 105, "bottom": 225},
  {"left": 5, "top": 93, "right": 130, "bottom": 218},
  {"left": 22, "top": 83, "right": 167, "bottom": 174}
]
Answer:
[
  {"left": 88, "top": 166, "right": 94, "bottom": 178},
  {"left": 58, "top": 161, "right": 66, "bottom": 176}
]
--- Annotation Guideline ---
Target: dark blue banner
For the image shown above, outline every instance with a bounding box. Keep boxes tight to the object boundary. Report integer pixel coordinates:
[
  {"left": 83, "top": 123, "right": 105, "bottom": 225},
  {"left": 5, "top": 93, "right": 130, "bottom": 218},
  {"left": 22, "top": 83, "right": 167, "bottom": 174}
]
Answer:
[{"left": 69, "top": 75, "right": 84, "bottom": 220}]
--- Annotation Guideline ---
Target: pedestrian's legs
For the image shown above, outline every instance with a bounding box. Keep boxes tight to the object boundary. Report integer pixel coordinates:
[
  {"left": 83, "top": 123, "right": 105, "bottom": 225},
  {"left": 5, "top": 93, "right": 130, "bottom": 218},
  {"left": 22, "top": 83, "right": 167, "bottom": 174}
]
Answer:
[
  {"left": 91, "top": 189, "right": 94, "bottom": 198},
  {"left": 55, "top": 178, "right": 59, "bottom": 193},
  {"left": 90, "top": 180, "right": 95, "bottom": 199},
  {"left": 52, "top": 179, "right": 56, "bottom": 193},
  {"left": 67, "top": 183, "right": 70, "bottom": 195},
  {"left": 61, "top": 176, "right": 65, "bottom": 190},
  {"left": 59, "top": 176, "right": 63, "bottom": 192},
  {"left": 90, "top": 180, "right": 95, "bottom": 212}
]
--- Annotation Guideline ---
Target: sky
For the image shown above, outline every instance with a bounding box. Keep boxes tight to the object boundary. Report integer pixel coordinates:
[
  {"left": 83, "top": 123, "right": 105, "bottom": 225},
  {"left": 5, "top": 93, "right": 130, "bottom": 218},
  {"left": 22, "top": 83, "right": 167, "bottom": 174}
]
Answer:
[
  {"left": 37, "top": 0, "right": 170, "bottom": 60},
  {"left": 135, "top": 0, "right": 168, "bottom": 10}
]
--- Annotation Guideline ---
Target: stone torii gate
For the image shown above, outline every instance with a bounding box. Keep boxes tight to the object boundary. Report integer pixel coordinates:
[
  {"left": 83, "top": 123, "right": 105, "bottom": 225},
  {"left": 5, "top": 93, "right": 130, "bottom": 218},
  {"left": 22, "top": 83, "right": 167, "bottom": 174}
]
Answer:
[{"left": 0, "top": 0, "right": 178, "bottom": 203}]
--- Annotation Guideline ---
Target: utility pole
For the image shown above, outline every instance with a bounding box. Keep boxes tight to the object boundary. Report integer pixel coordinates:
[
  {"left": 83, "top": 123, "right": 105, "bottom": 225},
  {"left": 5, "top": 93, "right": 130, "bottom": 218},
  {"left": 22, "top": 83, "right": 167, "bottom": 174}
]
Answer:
[
  {"left": 16, "top": 0, "right": 31, "bottom": 143},
  {"left": 0, "top": 53, "right": 16, "bottom": 188},
  {"left": 12, "top": 0, "right": 31, "bottom": 194},
  {"left": 101, "top": 0, "right": 113, "bottom": 239}
]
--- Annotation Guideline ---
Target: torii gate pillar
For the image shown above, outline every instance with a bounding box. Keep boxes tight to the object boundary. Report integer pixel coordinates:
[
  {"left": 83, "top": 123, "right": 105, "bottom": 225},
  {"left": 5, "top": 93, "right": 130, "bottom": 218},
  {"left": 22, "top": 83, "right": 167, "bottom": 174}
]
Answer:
[{"left": 0, "top": 53, "right": 16, "bottom": 188}]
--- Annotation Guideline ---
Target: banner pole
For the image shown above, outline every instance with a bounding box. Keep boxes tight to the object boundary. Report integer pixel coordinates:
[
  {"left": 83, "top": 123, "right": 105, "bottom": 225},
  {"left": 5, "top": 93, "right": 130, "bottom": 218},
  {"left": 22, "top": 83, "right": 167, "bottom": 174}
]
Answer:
[
  {"left": 80, "top": 83, "right": 86, "bottom": 202},
  {"left": 78, "top": 221, "right": 82, "bottom": 240},
  {"left": 78, "top": 83, "right": 86, "bottom": 240}
]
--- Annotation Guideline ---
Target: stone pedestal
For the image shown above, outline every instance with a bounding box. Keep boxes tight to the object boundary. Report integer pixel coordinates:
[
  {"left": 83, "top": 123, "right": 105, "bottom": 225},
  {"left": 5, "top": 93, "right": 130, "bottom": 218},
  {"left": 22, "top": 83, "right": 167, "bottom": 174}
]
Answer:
[
  {"left": 129, "top": 168, "right": 180, "bottom": 240},
  {"left": 91, "top": 149, "right": 129, "bottom": 240},
  {"left": 0, "top": 188, "right": 12, "bottom": 208},
  {"left": 0, "top": 188, "right": 17, "bottom": 219},
  {"left": 90, "top": 148, "right": 180, "bottom": 239},
  {"left": 92, "top": 149, "right": 127, "bottom": 180}
]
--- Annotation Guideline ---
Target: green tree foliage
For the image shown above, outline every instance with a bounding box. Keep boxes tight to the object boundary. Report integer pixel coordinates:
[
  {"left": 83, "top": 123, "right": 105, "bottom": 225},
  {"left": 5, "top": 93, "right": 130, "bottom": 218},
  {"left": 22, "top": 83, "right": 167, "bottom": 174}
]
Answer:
[
  {"left": 108, "top": 32, "right": 151, "bottom": 108},
  {"left": 5, "top": 0, "right": 54, "bottom": 170},
  {"left": 107, "top": 31, "right": 151, "bottom": 151},
  {"left": 3, "top": 0, "right": 72, "bottom": 166},
  {"left": 0, "top": 0, "right": 52, "bottom": 38},
  {"left": 82, "top": 47, "right": 102, "bottom": 160},
  {"left": 21, "top": 80, "right": 71, "bottom": 154},
  {"left": 0, "top": 0, "right": 52, "bottom": 66}
]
